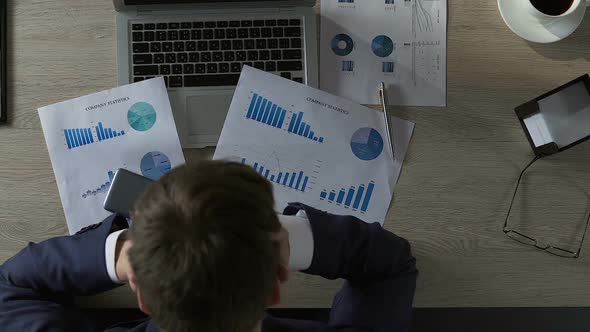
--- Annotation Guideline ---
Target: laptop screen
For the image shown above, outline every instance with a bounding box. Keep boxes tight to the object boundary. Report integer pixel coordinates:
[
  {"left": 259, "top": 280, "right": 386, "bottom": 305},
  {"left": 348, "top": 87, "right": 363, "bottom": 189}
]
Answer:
[{"left": 125, "top": 0, "right": 287, "bottom": 4}]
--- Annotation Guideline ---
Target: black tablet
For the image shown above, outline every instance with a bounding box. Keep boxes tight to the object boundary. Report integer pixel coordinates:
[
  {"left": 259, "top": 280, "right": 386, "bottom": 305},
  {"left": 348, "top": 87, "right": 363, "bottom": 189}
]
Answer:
[{"left": 0, "top": 0, "right": 6, "bottom": 123}]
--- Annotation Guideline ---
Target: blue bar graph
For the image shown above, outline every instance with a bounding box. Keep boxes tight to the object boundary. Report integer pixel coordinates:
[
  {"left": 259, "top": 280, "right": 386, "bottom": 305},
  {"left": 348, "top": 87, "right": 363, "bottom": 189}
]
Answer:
[
  {"left": 321, "top": 181, "right": 375, "bottom": 212},
  {"left": 241, "top": 157, "right": 311, "bottom": 192},
  {"left": 81, "top": 170, "right": 117, "bottom": 198},
  {"left": 64, "top": 121, "right": 126, "bottom": 150},
  {"left": 245, "top": 93, "right": 324, "bottom": 143}
]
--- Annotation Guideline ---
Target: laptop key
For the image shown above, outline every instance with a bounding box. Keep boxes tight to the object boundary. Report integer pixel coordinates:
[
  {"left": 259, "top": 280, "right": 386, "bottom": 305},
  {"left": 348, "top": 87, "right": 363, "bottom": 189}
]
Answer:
[
  {"left": 244, "top": 39, "right": 255, "bottom": 50},
  {"left": 133, "top": 43, "right": 149, "bottom": 53},
  {"left": 191, "top": 30, "right": 202, "bottom": 40},
  {"left": 279, "top": 38, "right": 290, "bottom": 48},
  {"left": 272, "top": 28, "right": 283, "bottom": 38},
  {"left": 154, "top": 53, "right": 165, "bottom": 63},
  {"left": 265, "top": 20, "right": 277, "bottom": 26},
  {"left": 250, "top": 28, "right": 260, "bottom": 38},
  {"left": 184, "top": 64, "right": 194, "bottom": 74},
  {"left": 186, "top": 41, "right": 197, "bottom": 51},
  {"left": 193, "top": 22, "right": 204, "bottom": 28},
  {"left": 163, "top": 76, "right": 169, "bottom": 87},
  {"left": 217, "top": 21, "right": 228, "bottom": 28},
  {"left": 134, "top": 65, "right": 158, "bottom": 76},
  {"left": 134, "top": 76, "right": 145, "bottom": 82},
  {"left": 256, "top": 39, "right": 267, "bottom": 49},
  {"left": 231, "top": 62, "right": 241, "bottom": 72},
  {"left": 168, "top": 31, "right": 178, "bottom": 40},
  {"left": 289, "top": 19, "right": 301, "bottom": 26},
  {"left": 165, "top": 53, "right": 176, "bottom": 63},
  {"left": 169, "top": 76, "right": 183, "bottom": 87},
  {"left": 253, "top": 20, "right": 265, "bottom": 27},
  {"left": 254, "top": 62, "right": 265, "bottom": 70},
  {"left": 282, "top": 50, "right": 302, "bottom": 60},
  {"left": 241, "top": 20, "right": 252, "bottom": 27},
  {"left": 156, "top": 31, "right": 167, "bottom": 41},
  {"left": 278, "top": 19, "right": 289, "bottom": 26},
  {"left": 132, "top": 24, "right": 143, "bottom": 30},
  {"left": 207, "top": 63, "right": 218, "bottom": 73},
  {"left": 144, "top": 31, "right": 155, "bottom": 41},
  {"left": 178, "top": 53, "right": 188, "bottom": 63},
  {"left": 205, "top": 21, "right": 216, "bottom": 28},
  {"left": 291, "top": 38, "right": 302, "bottom": 49},
  {"left": 197, "top": 41, "right": 208, "bottom": 51},
  {"left": 261, "top": 28, "right": 272, "bottom": 38},
  {"left": 181, "top": 22, "right": 192, "bottom": 29},
  {"left": 268, "top": 39, "right": 278, "bottom": 49},
  {"left": 280, "top": 72, "right": 291, "bottom": 79},
  {"left": 278, "top": 61, "right": 302, "bottom": 71},
  {"left": 203, "top": 29, "right": 214, "bottom": 39},
  {"left": 150, "top": 42, "right": 161, "bottom": 52},
  {"left": 271, "top": 50, "right": 282, "bottom": 60},
  {"left": 157, "top": 23, "right": 167, "bottom": 29},
  {"left": 215, "top": 29, "right": 225, "bottom": 39},
  {"left": 160, "top": 65, "right": 171, "bottom": 75},
  {"left": 174, "top": 42, "right": 185, "bottom": 52},
  {"left": 238, "top": 28, "right": 248, "bottom": 39},
  {"left": 226, "top": 29, "right": 237, "bottom": 39},
  {"left": 172, "top": 64, "right": 182, "bottom": 74},
  {"left": 195, "top": 64, "right": 206, "bottom": 73},
  {"left": 209, "top": 40, "right": 220, "bottom": 50},
  {"left": 162, "top": 42, "right": 173, "bottom": 52},
  {"left": 224, "top": 51, "right": 235, "bottom": 61},
  {"left": 259, "top": 50, "right": 270, "bottom": 60},
  {"left": 243, "top": 62, "right": 253, "bottom": 68},
  {"left": 236, "top": 51, "right": 246, "bottom": 61},
  {"left": 293, "top": 77, "right": 303, "bottom": 83},
  {"left": 133, "top": 54, "right": 152, "bottom": 64},
  {"left": 144, "top": 23, "right": 156, "bottom": 30},
  {"left": 247, "top": 51, "right": 258, "bottom": 61},
  {"left": 232, "top": 40, "right": 243, "bottom": 50},
  {"left": 201, "top": 52, "right": 211, "bottom": 62},
  {"left": 180, "top": 30, "right": 191, "bottom": 40},
  {"left": 133, "top": 32, "right": 143, "bottom": 42},
  {"left": 213, "top": 52, "right": 223, "bottom": 62},
  {"left": 221, "top": 40, "right": 232, "bottom": 50},
  {"left": 189, "top": 52, "right": 199, "bottom": 62},
  {"left": 169, "top": 23, "right": 180, "bottom": 29},
  {"left": 265, "top": 61, "right": 276, "bottom": 72},
  {"left": 285, "top": 27, "right": 301, "bottom": 37},
  {"left": 184, "top": 74, "right": 241, "bottom": 86},
  {"left": 229, "top": 21, "right": 240, "bottom": 27}
]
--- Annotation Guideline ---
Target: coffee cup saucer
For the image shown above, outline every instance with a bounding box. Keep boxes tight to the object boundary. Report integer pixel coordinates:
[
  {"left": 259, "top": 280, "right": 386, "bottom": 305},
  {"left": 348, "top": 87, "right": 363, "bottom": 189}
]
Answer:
[{"left": 498, "top": 0, "right": 585, "bottom": 43}]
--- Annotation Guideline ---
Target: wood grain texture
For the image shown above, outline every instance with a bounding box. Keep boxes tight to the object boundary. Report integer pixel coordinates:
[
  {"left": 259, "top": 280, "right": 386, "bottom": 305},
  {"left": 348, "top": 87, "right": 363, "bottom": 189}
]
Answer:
[{"left": 2, "top": 0, "right": 590, "bottom": 308}]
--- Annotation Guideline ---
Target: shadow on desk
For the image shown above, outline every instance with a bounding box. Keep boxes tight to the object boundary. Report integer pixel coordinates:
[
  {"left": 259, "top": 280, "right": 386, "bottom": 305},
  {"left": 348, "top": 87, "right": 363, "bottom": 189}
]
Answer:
[{"left": 84, "top": 307, "right": 590, "bottom": 331}]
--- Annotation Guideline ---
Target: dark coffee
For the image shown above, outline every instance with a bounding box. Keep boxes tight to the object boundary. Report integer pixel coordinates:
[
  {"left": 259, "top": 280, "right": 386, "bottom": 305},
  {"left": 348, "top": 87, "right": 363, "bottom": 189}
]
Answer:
[{"left": 530, "top": 0, "right": 575, "bottom": 16}]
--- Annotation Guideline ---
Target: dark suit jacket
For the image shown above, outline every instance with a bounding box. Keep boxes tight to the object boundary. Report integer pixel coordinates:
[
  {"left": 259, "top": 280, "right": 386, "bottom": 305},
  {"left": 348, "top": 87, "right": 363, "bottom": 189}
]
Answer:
[{"left": 0, "top": 203, "right": 417, "bottom": 331}]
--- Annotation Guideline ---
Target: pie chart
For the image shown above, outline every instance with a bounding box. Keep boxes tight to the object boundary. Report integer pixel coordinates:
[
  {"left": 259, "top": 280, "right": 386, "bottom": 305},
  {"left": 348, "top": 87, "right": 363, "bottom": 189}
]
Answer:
[
  {"left": 331, "top": 34, "right": 354, "bottom": 56},
  {"left": 351, "top": 127, "right": 384, "bottom": 161},
  {"left": 371, "top": 35, "right": 394, "bottom": 58},
  {"left": 128, "top": 102, "right": 157, "bottom": 131},
  {"left": 140, "top": 151, "right": 172, "bottom": 180}
]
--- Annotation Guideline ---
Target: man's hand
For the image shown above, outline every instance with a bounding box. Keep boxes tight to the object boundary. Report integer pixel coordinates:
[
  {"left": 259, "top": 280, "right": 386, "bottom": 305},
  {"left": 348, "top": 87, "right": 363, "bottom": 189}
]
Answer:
[{"left": 115, "top": 239, "right": 134, "bottom": 283}]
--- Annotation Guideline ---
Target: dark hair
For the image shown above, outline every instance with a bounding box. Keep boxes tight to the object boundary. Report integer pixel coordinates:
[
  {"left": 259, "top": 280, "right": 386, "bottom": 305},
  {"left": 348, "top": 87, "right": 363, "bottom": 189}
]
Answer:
[{"left": 129, "top": 161, "right": 281, "bottom": 332}]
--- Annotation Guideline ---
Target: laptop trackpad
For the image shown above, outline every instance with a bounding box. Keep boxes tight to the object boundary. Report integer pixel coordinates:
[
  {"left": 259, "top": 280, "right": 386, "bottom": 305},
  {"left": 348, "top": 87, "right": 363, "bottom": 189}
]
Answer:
[{"left": 186, "top": 94, "right": 232, "bottom": 136}]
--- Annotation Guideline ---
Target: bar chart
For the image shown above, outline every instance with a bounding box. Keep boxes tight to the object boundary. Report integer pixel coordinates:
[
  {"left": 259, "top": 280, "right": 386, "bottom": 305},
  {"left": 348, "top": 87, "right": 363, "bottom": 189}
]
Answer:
[
  {"left": 63, "top": 122, "right": 126, "bottom": 150},
  {"left": 241, "top": 157, "right": 310, "bottom": 192},
  {"left": 81, "top": 170, "right": 115, "bottom": 198},
  {"left": 245, "top": 93, "right": 325, "bottom": 143},
  {"left": 320, "top": 181, "right": 375, "bottom": 213}
]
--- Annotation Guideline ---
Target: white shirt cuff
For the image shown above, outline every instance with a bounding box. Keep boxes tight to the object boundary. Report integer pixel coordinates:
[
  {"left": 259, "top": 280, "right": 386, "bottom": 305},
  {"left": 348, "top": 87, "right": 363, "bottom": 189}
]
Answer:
[
  {"left": 105, "top": 229, "right": 128, "bottom": 284},
  {"left": 279, "top": 210, "right": 314, "bottom": 271}
]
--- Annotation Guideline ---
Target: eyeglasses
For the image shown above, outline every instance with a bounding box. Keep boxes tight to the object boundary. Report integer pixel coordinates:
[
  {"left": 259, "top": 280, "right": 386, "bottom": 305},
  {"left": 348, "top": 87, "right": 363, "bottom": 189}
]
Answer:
[{"left": 503, "top": 157, "right": 590, "bottom": 258}]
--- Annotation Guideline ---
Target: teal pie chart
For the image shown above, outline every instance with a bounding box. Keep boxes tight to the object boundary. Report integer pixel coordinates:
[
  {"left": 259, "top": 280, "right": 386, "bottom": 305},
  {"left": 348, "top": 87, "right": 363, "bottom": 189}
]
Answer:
[
  {"left": 128, "top": 102, "right": 157, "bottom": 131},
  {"left": 140, "top": 151, "right": 172, "bottom": 180},
  {"left": 351, "top": 127, "right": 384, "bottom": 161},
  {"left": 331, "top": 34, "right": 354, "bottom": 56},
  {"left": 371, "top": 35, "right": 394, "bottom": 58}
]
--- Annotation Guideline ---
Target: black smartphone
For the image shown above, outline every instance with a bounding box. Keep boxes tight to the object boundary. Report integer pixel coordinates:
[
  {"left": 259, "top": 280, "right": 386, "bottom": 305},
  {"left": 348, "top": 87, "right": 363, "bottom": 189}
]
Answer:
[
  {"left": 0, "top": 0, "right": 6, "bottom": 123},
  {"left": 103, "top": 169, "right": 154, "bottom": 218}
]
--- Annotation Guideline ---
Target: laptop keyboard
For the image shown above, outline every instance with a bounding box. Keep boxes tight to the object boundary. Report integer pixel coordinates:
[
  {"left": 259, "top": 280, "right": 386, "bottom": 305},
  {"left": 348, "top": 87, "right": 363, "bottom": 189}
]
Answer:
[{"left": 130, "top": 19, "right": 305, "bottom": 88}]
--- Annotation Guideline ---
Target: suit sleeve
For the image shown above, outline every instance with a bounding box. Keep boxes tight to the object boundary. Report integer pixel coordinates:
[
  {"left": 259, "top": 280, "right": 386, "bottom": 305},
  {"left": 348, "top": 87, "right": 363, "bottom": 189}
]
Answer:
[
  {"left": 283, "top": 203, "right": 417, "bottom": 332},
  {"left": 0, "top": 215, "right": 128, "bottom": 331}
]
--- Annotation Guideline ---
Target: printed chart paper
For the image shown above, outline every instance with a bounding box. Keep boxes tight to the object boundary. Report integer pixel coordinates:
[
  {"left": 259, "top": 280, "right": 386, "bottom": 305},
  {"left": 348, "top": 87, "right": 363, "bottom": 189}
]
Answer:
[
  {"left": 39, "top": 78, "right": 185, "bottom": 234},
  {"left": 320, "top": 0, "right": 447, "bottom": 106},
  {"left": 214, "top": 66, "right": 414, "bottom": 224}
]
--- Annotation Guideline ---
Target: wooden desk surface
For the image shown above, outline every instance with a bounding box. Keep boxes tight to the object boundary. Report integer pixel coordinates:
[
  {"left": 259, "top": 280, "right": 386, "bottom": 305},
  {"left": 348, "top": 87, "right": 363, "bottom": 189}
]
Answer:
[{"left": 2, "top": 0, "right": 590, "bottom": 308}]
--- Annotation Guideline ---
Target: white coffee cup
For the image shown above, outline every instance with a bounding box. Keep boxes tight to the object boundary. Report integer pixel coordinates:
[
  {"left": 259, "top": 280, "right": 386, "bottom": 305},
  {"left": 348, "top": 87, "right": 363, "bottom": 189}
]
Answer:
[{"left": 523, "top": 0, "right": 589, "bottom": 21}]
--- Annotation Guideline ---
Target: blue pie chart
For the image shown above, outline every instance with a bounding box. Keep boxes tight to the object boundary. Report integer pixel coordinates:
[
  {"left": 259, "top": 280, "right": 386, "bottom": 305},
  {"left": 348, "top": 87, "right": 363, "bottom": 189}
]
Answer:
[
  {"left": 140, "top": 151, "right": 172, "bottom": 180},
  {"left": 128, "top": 102, "right": 157, "bottom": 132},
  {"left": 371, "top": 35, "right": 394, "bottom": 58},
  {"left": 351, "top": 127, "right": 384, "bottom": 161},
  {"left": 331, "top": 34, "right": 354, "bottom": 56}
]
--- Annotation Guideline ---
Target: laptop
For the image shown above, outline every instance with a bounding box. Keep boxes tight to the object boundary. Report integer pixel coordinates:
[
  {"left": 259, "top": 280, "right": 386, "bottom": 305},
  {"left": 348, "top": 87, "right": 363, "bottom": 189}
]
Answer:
[{"left": 114, "top": 0, "right": 319, "bottom": 148}]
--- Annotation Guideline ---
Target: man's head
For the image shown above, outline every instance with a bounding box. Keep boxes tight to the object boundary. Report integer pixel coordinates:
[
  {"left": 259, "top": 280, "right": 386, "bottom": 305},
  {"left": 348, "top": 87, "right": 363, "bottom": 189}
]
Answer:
[{"left": 127, "top": 161, "right": 287, "bottom": 332}]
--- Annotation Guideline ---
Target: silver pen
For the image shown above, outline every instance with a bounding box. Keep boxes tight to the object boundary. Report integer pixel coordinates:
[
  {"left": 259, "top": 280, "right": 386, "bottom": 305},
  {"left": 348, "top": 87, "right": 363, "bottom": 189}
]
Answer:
[{"left": 378, "top": 82, "right": 395, "bottom": 158}]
